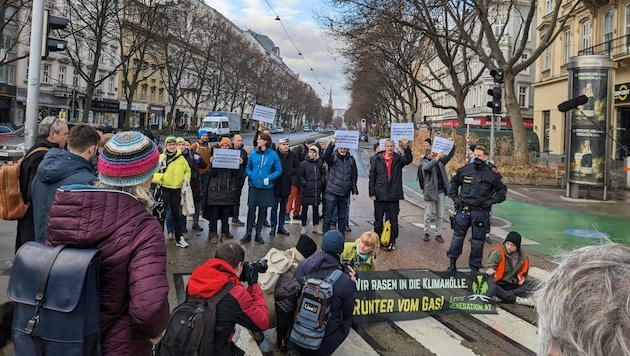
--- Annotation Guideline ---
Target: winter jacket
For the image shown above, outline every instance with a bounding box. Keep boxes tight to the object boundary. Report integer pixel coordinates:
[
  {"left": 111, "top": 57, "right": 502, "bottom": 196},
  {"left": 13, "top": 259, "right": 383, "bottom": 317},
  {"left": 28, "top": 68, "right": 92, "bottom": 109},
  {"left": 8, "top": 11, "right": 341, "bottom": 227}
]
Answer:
[
  {"left": 246, "top": 147, "right": 282, "bottom": 190},
  {"left": 291, "top": 143, "right": 309, "bottom": 186},
  {"left": 322, "top": 144, "right": 358, "bottom": 197},
  {"left": 420, "top": 147, "right": 455, "bottom": 202},
  {"left": 294, "top": 251, "right": 355, "bottom": 356},
  {"left": 151, "top": 150, "right": 191, "bottom": 189},
  {"left": 368, "top": 147, "right": 412, "bottom": 201},
  {"left": 448, "top": 159, "right": 507, "bottom": 208},
  {"left": 485, "top": 244, "right": 529, "bottom": 286},
  {"left": 190, "top": 140, "right": 212, "bottom": 174},
  {"left": 206, "top": 167, "right": 239, "bottom": 206},
  {"left": 31, "top": 148, "right": 96, "bottom": 243},
  {"left": 340, "top": 240, "right": 376, "bottom": 272},
  {"left": 297, "top": 158, "right": 325, "bottom": 206},
  {"left": 187, "top": 258, "right": 269, "bottom": 356},
  {"left": 46, "top": 185, "right": 170, "bottom": 356},
  {"left": 235, "top": 146, "right": 248, "bottom": 179},
  {"left": 19, "top": 138, "right": 56, "bottom": 202},
  {"left": 274, "top": 149, "right": 299, "bottom": 197}
]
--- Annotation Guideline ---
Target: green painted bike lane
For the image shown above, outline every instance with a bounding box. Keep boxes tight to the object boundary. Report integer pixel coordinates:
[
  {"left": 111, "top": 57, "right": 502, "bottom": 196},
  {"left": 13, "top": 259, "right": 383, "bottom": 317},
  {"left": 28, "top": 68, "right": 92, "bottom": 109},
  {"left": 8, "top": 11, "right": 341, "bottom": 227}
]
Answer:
[{"left": 404, "top": 182, "right": 629, "bottom": 257}]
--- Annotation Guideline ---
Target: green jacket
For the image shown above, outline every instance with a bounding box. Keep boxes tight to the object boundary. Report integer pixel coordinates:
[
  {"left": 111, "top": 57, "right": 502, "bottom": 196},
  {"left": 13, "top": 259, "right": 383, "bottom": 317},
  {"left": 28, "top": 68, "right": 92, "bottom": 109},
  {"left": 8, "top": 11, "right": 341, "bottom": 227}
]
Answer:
[
  {"left": 340, "top": 241, "right": 376, "bottom": 272},
  {"left": 152, "top": 150, "right": 191, "bottom": 189},
  {"left": 485, "top": 244, "right": 529, "bottom": 286}
]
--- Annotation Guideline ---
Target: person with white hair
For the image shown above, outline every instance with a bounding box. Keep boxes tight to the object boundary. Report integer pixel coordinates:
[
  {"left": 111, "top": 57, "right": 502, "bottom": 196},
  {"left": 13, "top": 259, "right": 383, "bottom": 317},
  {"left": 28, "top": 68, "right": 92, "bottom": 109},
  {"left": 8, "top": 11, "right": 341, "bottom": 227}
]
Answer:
[{"left": 535, "top": 244, "right": 630, "bottom": 356}]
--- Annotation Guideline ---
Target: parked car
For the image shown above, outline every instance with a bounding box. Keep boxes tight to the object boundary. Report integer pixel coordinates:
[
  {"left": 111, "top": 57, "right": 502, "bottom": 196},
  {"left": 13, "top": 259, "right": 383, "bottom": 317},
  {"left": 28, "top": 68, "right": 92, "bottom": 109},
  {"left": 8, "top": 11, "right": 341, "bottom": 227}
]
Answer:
[
  {"left": 0, "top": 124, "right": 18, "bottom": 138},
  {"left": 270, "top": 126, "right": 284, "bottom": 134},
  {"left": 303, "top": 127, "right": 311, "bottom": 132},
  {"left": 0, "top": 127, "right": 25, "bottom": 163}
]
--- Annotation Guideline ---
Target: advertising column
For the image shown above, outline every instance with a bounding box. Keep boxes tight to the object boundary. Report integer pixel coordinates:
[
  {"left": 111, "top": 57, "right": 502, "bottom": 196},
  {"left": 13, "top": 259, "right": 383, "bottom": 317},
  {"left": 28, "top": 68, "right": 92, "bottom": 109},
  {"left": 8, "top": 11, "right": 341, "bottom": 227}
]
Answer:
[{"left": 566, "top": 56, "right": 616, "bottom": 199}]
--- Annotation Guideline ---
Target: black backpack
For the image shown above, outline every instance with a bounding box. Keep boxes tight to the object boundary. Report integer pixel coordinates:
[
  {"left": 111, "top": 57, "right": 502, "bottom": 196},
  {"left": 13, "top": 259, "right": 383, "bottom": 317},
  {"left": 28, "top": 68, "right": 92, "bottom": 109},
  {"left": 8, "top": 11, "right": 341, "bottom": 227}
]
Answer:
[
  {"left": 274, "top": 273, "right": 302, "bottom": 349},
  {"left": 155, "top": 283, "right": 234, "bottom": 356}
]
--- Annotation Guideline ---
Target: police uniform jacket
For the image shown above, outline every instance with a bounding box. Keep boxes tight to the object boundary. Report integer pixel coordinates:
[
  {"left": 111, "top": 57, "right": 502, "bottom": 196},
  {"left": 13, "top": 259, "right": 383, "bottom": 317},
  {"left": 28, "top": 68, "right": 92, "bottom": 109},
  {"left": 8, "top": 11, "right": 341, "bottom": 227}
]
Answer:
[{"left": 448, "top": 160, "right": 507, "bottom": 208}]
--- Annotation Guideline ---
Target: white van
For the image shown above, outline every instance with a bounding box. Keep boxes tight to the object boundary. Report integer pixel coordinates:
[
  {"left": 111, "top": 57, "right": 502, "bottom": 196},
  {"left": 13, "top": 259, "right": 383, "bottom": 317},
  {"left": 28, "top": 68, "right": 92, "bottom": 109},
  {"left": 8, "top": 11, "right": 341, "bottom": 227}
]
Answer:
[{"left": 198, "top": 116, "right": 230, "bottom": 141}]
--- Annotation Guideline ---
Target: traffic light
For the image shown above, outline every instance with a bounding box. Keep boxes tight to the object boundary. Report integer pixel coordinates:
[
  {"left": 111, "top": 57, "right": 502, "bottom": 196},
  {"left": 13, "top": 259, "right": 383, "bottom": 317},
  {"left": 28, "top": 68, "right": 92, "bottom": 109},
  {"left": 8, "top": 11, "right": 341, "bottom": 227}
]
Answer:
[
  {"left": 487, "top": 86, "right": 502, "bottom": 114},
  {"left": 42, "top": 10, "right": 69, "bottom": 58},
  {"left": 490, "top": 68, "right": 504, "bottom": 83}
]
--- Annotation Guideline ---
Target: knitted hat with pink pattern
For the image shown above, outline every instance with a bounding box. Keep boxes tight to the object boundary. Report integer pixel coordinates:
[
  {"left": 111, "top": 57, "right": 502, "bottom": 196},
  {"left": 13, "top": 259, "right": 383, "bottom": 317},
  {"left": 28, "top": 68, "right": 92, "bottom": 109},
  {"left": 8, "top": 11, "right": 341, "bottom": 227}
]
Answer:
[{"left": 98, "top": 131, "right": 159, "bottom": 187}]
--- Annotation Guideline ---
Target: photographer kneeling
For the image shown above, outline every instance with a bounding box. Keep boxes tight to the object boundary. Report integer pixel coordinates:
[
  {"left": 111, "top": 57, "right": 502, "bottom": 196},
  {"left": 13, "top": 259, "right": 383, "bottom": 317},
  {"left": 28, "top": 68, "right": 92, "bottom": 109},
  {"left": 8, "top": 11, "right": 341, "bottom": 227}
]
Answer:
[{"left": 187, "top": 242, "right": 269, "bottom": 355}]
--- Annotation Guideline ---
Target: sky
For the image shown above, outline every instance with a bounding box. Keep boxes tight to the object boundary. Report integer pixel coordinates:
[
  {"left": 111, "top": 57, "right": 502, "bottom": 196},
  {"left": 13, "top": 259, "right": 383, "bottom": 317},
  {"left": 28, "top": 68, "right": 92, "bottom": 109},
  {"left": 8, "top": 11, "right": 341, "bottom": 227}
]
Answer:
[{"left": 208, "top": 0, "right": 350, "bottom": 110}]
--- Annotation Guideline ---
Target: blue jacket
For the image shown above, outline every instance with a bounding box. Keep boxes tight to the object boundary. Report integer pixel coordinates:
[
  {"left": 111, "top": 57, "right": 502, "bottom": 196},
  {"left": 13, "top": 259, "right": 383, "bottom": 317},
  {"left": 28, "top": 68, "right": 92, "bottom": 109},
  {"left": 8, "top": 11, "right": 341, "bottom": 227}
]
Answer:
[
  {"left": 246, "top": 147, "right": 283, "bottom": 190},
  {"left": 31, "top": 148, "right": 96, "bottom": 243},
  {"left": 294, "top": 251, "right": 355, "bottom": 356}
]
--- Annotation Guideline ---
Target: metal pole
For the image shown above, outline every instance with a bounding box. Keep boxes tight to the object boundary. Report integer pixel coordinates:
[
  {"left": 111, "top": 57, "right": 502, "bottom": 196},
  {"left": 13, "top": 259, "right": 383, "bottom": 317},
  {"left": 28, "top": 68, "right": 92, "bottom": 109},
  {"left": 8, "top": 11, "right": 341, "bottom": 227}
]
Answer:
[
  {"left": 25, "top": 0, "right": 45, "bottom": 149},
  {"left": 71, "top": 85, "right": 76, "bottom": 121},
  {"left": 490, "top": 112, "right": 495, "bottom": 162}
]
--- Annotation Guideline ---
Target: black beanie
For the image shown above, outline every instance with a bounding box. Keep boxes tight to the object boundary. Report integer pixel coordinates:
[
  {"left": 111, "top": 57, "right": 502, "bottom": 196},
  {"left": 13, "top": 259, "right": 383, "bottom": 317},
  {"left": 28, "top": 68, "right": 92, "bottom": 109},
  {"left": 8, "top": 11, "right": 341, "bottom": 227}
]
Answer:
[
  {"left": 296, "top": 234, "right": 317, "bottom": 258},
  {"left": 504, "top": 231, "right": 522, "bottom": 249},
  {"left": 424, "top": 138, "right": 432, "bottom": 145}
]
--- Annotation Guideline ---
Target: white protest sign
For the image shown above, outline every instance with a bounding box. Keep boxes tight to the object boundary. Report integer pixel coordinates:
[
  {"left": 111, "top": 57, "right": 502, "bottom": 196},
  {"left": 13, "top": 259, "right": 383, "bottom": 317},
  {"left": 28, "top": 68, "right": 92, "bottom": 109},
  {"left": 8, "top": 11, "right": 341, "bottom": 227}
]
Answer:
[
  {"left": 212, "top": 148, "right": 240, "bottom": 169},
  {"left": 252, "top": 104, "right": 276, "bottom": 124},
  {"left": 390, "top": 122, "right": 415, "bottom": 143},
  {"left": 334, "top": 130, "right": 359, "bottom": 149},
  {"left": 431, "top": 136, "right": 454, "bottom": 155}
]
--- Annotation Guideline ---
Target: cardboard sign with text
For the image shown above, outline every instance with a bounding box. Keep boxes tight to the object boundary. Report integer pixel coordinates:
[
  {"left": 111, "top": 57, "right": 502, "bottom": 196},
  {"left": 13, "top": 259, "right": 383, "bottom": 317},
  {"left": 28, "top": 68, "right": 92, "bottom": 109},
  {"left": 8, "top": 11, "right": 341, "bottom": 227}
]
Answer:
[
  {"left": 212, "top": 148, "right": 240, "bottom": 169},
  {"left": 252, "top": 104, "right": 276, "bottom": 124},
  {"left": 334, "top": 130, "right": 359, "bottom": 149},
  {"left": 431, "top": 136, "right": 454, "bottom": 155},
  {"left": 390, "top": 122, "right": 415, "bottom": 143}
]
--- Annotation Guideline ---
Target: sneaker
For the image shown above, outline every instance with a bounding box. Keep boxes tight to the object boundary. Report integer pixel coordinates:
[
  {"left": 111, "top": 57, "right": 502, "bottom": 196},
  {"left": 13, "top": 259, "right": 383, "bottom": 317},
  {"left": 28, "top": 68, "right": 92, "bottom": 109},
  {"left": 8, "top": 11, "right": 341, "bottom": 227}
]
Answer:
[
  {"left": 232, "top": 218, "right": 245, "bottom": 226},
  {"left": 175, "top": 236, "right": 189, "bottom": 248},
  {"left": 239, "top": 233, "right": 252, "bottom": 243},
  {"left": 209, "top": 233, "right": 219, "bottom": 244},
  {"left": 192, "top": 224, "right": 203, "bottom": 231},
  {"left": 269, "top": 230, "right": 276, "bottom": 236},
  {"left": 386, "top": 243, "right": 396, "bottom": 251},
  {"left": 435, "top": 235, "right": 444, "bottom": 243},
  {"left": 221, "top": 232, "right": 233, "bottom": 241},
  {"left": 515, "top": 296, "right": 535, "bottom": 307},
  {"left": 312, "top": 226, "right": 323, "bottom": 235},
  {"left": 263, "top": 220, "right": 271, "bottom": 227},
  {"left": 166, "top": 232, "right": 174, "bottom": 240},
  {"left": 345, "top": 225, "right": 352, "bottom": 232},
  {"left": 300, "top": 226, "right": 307, "bottom": 234},
  {"left": 255, "top": 233, "right": 264, "bottom": 244},
  {"left": 485, "top": 235, "right": 493, "bottom": 244},
  {"left": 277, "top": 228, "right": 290, "bottom": 236},
  {"left": 285, "top": 214, "right": 291, "bottom": 221},
  {"left": 423, "top": 233, "right": 430, "bottom": 241}
]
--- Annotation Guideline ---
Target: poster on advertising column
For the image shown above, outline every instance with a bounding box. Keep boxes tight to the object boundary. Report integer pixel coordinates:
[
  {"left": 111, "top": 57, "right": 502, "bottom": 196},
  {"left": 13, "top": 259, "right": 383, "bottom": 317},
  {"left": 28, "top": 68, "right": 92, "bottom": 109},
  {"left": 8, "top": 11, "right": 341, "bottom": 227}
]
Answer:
[{"left": 569, "top": 68, "right": 609, "bottom": 184}]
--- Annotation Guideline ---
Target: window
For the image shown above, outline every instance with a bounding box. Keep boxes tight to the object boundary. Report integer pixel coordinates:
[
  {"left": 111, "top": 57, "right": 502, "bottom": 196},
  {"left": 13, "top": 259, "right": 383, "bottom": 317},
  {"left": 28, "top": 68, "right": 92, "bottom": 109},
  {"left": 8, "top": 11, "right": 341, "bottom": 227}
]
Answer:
[
  {"left": 42, "top": 65, "right": 49, "bottom": 84},
  {"left": 158, "top": 88, "right": 164, "bottom": 103},
  {"left": 2, "top": 35, "right": 16, "bottom": 53},
  {"left": 98, "top": 74, "right": 104, "bottom": 92},
  {"left": 73, "top": 69, "right": 78, "bottom": 87},
  {"left": 582, "top": 20, "right": 591, "bottom": 51},
  {"left": 150, "top": 86, "right": 155, "bottom": 102},
  {"left": 626, "top": 4, "right": 630, "bottom": 50},
  {"left": 564, "top": 30, "right": 572, "bottom": 64},
  {"left": 143, "top": 63, "right": 148, "bottom": 78},
  {"left": 4, "top": 6, "right": 17, "bottom": 24},
  {"left": 520, "top": 52, "right": 530, "bottom": 75},
  {"left": 152, "top": 65, "right": 157, "bottom": 79},
  {"left": 604, "top": 10, "right": 614, "bottom": 53},
  {"left": 109, "top": 77, "right": 114, "bottom": 92},
  {"left": 7, "top": 65, "right": 15, "bottom": 84},
  {"left": 493, "top": 19, "right": 505, "bottom": 38},
  {"left": 99, "top": 49, "right": 105, "bottom": 64},
  {"left": 546, "top": 0, "right": 553, "bottom": 14},
  {"left": 141, "top": 85, "right": 147, "bottom": 101},
  {"left": 110, "top": 50, "right": 116, "bottom": 66},
  {"left": 518, "top": 85, "right": 529, "bottom": 107},
  {"left": 58, "top": 66, "right": 65, "bottom": 84},
  {"left": 544, "top": 46, "right": 551, "bottom": 71}
]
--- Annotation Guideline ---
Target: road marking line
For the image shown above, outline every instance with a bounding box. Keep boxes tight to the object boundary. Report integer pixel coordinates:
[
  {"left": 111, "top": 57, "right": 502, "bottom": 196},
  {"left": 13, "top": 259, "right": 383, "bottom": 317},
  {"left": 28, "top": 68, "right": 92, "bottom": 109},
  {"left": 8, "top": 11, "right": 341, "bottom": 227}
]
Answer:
[
  {"left": 395, "top": 318, "right": 477, "bottom": 356},
  {"left": 471, "top": 308, "right": 538, "bottom": 352},
  {"left": 332, "top": 329, "right": 380, "bottom": 356}
]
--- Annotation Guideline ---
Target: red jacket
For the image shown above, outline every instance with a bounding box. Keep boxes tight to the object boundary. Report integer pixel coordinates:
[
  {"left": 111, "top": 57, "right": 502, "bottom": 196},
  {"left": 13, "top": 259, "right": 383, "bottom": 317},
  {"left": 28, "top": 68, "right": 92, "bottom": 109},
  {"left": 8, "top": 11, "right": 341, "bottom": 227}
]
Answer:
[
  {"left": 188, "top": 258, "right": 269, "bottom": 355},
  {"left": 47, "top": 186, "right": 170, "bottom": 355}
]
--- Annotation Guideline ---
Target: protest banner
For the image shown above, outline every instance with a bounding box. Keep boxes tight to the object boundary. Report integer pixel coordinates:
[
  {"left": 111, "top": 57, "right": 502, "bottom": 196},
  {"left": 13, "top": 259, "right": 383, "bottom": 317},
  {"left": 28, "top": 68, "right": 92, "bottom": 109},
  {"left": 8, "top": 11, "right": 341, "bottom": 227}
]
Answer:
[
  {"left": 252, "top": 104, "right": 276, "bottom": 124},
  {"left": 352, "top": 270, "right": 496, "bottom": 324},
  {"left": 431, "top": 136, "right": 454, "bottom": 155},
  {"left": 391, "top": 122, "right": 415, "bottom": 143},
  {"left": 334, "top": 130, "right": 359, "bottom": 149},
  {"left": 212, "top": 148, "right": 241, "bottom": 169}
]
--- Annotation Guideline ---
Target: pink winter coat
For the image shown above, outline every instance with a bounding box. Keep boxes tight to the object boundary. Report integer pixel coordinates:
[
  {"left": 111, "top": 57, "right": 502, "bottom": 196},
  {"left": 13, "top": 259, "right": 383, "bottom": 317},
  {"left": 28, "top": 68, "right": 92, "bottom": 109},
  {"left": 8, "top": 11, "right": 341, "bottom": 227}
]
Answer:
[{"left": 46, "top": 185, "right": 170, "bottom": 355}]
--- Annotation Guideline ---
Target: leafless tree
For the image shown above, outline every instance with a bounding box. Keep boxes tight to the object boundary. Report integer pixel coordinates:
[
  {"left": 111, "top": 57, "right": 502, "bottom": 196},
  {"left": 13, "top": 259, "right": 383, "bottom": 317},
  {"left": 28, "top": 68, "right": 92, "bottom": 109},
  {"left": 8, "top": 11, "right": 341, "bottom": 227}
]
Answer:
[{"left": 1, "top": 0, "right": 32, "bottom": 66}]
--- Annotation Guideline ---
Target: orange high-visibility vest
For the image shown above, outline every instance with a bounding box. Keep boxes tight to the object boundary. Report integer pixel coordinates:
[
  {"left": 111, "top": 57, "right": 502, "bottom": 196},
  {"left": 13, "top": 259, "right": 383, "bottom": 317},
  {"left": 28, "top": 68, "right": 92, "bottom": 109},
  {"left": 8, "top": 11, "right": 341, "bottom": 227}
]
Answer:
[{"left": 491, "top": 245, "right": 529, "bottom": 286}]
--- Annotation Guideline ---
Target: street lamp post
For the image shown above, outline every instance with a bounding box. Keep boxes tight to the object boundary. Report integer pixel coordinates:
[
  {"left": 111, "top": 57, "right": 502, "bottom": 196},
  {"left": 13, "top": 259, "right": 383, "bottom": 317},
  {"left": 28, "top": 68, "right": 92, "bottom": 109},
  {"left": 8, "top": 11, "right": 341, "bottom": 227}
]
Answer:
[{"left": 71, "top": 84, "right": 76, "bottom": 121}]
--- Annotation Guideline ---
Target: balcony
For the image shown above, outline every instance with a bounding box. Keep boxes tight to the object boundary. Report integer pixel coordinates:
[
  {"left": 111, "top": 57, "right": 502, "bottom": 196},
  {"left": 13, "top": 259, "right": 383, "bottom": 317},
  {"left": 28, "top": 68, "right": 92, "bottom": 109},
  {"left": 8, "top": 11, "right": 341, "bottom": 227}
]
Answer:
[{"left": 578, "top": 34, "right": 630, "bottom": 59}]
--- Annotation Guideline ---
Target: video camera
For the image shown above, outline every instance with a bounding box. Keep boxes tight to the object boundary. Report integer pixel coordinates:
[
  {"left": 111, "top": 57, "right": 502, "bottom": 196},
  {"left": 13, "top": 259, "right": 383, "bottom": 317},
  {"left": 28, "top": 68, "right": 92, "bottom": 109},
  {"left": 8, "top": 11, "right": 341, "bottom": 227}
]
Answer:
[
  {"left": 341, "top": 259, "right": 359, "bottom": 280},
  {"left": 239, "top": 259, "right": 268, "bottom": 282}
]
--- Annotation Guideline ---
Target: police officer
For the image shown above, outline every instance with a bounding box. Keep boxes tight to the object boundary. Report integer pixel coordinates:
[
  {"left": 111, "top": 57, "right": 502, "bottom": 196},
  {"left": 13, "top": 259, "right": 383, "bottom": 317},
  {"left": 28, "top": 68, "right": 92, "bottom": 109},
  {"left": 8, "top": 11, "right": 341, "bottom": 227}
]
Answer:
[{"left": 447, "top": 145, "right": 507, "bottom": 272}]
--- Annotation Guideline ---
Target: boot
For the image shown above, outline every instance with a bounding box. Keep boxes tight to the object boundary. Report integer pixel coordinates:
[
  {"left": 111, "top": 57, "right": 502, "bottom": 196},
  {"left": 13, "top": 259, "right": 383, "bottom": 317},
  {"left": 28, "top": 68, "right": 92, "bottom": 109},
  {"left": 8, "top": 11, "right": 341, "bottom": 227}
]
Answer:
[
  {"left": 255, "top": 233, "right": 264, "bottom": 244},
  {"left": 209, "top": 232, "right": 219, "bottom": 244},
  {"left": 312, "top": 223, "right": 323, "bottom": 235},
  {"left": 446, "top": 259, "right": 457, "bottom": 272},
  {"left": 239, "top": 232, "right": 252, "bottom": 243},
  {"left": 300, "top": 226, "right": 307, "bottom": 235}
]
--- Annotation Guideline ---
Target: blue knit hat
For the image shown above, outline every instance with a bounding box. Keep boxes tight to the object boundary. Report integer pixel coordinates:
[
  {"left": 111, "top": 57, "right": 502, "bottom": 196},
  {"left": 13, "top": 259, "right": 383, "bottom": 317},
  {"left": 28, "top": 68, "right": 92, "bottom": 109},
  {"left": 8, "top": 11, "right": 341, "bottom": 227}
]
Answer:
[
  {"left": 321, "top": 230, "right": 345, "bottom": 255},
  {"left": 98, "top": 131, "right": 159, "bottom": 187}
]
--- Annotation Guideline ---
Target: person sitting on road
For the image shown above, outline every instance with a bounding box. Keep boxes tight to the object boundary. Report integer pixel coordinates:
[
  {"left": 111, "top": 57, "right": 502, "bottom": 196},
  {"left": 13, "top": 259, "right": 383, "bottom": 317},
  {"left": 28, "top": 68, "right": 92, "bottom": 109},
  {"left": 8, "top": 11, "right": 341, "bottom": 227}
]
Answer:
[
  {"left": 186, "top": 242, "right": 269, "bottom": 355},
  {"left": 535, "top": 244, "right": 630, "bottom": 356},
  {"left": 484, "top": 231, "right": 534, "bottom": 306},
  {"left": 341, "top": 231, "right": 379, "bottom": 272}
]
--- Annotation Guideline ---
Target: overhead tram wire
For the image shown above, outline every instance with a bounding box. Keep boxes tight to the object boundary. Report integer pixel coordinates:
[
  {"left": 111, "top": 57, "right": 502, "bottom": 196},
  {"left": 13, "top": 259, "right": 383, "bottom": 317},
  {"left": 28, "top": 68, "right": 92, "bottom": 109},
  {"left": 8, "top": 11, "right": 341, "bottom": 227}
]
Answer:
[{"left": 263, "top": 0, "right": 328, "bottom": 94}]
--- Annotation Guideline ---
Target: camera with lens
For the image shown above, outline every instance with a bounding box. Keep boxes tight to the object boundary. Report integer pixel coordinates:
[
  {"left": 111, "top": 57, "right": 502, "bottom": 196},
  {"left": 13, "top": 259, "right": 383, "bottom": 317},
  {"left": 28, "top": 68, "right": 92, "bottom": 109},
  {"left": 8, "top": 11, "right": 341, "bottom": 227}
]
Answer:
[
  {"left": 341, "top": 259, "right": 359, "bottom": 280},
  {"left": 239, "top": 259, "right": 268, "bottom": 282}
]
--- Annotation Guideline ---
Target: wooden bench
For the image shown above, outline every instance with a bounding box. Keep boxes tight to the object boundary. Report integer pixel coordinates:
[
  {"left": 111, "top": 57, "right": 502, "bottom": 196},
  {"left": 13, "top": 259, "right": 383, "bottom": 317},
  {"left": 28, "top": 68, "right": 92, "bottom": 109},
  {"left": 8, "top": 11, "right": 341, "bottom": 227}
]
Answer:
[{"left": 555, "top": 165, "right": 566, "bottom": 188}]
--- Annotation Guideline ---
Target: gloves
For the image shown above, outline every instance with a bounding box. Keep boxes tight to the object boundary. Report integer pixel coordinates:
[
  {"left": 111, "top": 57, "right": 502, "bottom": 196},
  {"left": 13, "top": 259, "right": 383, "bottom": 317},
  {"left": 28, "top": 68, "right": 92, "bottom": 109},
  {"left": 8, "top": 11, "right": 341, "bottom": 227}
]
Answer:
[
  {"left": 452, "top": 197, "right": 463, "bottom": 209},
  {"left": 480, "top": 200, "right": 493, "bottom": 209}
]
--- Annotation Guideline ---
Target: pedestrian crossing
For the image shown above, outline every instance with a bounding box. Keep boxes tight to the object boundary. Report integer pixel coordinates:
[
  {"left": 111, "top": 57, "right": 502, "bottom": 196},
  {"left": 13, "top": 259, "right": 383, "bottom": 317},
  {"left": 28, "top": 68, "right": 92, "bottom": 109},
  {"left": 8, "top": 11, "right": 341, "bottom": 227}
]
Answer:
[{"left": 174, "top": 267, "right": 547, "bottom": 355}]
